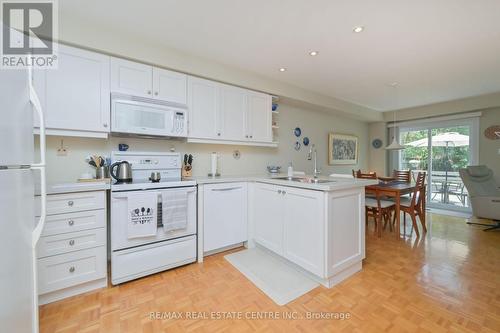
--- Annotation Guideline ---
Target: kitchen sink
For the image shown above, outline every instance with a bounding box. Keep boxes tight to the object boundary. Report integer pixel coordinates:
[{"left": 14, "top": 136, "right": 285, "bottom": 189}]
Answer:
[{"left": 272, "top": 176, "right": 335, "bottom": 184}]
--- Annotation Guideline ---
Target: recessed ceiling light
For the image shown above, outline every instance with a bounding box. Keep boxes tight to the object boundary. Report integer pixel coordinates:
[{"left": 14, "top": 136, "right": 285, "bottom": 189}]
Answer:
[
  {"left": 387, "top": 82, "right": 399, "bottom": 87},
  {"left": 353, "top": 26, "right": 364, "bottom": 33},
  {"left": 279, "top": 67, "right": 286, "bottom": 72},
  {"left": 309, "top": 51, "right": 319, "bottom": 56}
]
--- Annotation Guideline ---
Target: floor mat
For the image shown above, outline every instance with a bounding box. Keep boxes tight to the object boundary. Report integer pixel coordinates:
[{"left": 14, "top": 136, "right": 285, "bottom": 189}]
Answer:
[{"left": 224, "top": 247, "right": 319, "bottom": 305}]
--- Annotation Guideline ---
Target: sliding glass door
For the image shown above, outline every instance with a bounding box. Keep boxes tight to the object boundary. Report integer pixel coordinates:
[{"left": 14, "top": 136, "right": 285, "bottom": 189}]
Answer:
[{"left": 398, "top": 118, "right": 478, "bottom": 212}]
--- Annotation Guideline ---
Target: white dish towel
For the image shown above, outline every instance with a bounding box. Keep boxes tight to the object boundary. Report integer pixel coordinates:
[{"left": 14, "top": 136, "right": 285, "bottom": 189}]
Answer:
[
  {"left": 127, "top": 191, "right": 158, "bottom": 239},
  {"left": 162, "top": 190, "right": 188, "bottom": 233}
]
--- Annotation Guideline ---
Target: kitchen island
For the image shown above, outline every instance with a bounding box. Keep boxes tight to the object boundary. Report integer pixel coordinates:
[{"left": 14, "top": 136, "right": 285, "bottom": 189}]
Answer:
[{"left": 196, "top": 175, "right": 377, "bottom": 288}]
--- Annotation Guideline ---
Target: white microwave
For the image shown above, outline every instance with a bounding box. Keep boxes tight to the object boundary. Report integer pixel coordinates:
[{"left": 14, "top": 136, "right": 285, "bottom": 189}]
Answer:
[{"left": 111, "top": 94, "right": 187, "bottom": 138}]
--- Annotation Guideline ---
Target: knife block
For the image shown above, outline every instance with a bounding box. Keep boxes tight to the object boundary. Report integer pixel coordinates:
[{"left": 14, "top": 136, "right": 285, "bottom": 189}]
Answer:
[{"left": 181, "top": 164, "right": 192, "bottom": 179}]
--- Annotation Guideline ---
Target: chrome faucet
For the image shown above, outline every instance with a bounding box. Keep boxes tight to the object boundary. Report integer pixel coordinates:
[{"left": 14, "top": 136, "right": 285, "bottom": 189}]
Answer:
[{"left": 307, "top": 144, "right": 321, "bottom": 178}]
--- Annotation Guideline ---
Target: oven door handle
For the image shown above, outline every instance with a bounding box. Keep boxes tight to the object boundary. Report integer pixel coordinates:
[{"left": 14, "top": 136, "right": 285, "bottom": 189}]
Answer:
[{"left": 113, "top": 188, "right": 196, "bottom": 199}]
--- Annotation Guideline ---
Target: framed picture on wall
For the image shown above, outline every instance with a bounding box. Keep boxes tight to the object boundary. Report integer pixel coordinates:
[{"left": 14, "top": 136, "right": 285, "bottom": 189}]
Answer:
[{"left": 328, "top": 133, "right": 358, "bottom": 165}]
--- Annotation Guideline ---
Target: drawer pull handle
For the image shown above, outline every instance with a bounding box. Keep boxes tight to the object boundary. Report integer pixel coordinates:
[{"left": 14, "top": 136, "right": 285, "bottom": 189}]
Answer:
[
  {"left": 69, "top": 240, "right": 75, "bottom": 246},
  {"left": 69, "top": 266, "right": 75, "bottom": 273},
  {"left": 211, "top": 187, "right": 242, "bottom": 192},
  {"left": 68, "top": 220, "right": 74, "bottom": 226},
  {"left": 68, "top": 200, "right": 74, "bottom": 206}
]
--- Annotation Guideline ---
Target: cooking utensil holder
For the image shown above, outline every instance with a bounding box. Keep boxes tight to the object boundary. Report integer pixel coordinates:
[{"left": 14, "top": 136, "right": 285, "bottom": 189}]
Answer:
[{"left": 95, "top": 166, "right": 110, "bottom": 179}]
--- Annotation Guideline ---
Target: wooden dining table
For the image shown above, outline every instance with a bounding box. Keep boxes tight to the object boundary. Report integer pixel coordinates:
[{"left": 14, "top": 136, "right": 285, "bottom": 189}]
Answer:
[{"left": 365, "top": 181, "right": 425, "bottom": 237}]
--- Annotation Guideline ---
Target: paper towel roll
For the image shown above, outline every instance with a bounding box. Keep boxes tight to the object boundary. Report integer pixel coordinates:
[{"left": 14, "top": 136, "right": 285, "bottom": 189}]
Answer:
[{"left": 210, "top": 152, "right": 218, "bottom": 176}]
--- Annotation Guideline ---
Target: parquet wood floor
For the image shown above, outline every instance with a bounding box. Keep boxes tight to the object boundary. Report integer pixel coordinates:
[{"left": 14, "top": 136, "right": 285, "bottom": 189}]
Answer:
[{"left": 39, "top": 213, "right": 500, "bottom": 333}]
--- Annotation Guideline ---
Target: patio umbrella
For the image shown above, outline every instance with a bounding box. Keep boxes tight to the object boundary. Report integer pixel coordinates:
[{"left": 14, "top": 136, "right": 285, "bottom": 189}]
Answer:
[
  {"left": 405, "top": 132, "right": 469, "bottom": 148},
  {"left": 406, "top": 132, "right": 469, "bottom": 203}
]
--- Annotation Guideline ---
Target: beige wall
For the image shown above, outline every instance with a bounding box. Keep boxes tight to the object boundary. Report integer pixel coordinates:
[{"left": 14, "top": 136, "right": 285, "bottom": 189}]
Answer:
[
  {"left": 479, "top": 109, "right": 500, "bottom": 183},
  {"left": 368, "top": 109, "right": 500, "bottom": 181},
  {"left": 383, "top": 92, "right": 500, "bottom": 122},
  {"left": 368, "top": 122, "right": 388, "bottom": 175},
  {"left": 37, "top": 103, "right": 369, "bottom": 184}
]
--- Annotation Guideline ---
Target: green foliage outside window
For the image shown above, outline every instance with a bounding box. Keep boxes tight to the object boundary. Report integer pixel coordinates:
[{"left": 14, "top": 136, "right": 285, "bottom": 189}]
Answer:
[{"left": 400, "top": 126, "right": 470, "bottom": 172}]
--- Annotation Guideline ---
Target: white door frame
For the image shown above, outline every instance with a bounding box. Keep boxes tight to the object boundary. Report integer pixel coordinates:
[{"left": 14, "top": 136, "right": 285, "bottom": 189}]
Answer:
[{"left": 396, "top": 116, "right": 479, "bottom": 212}]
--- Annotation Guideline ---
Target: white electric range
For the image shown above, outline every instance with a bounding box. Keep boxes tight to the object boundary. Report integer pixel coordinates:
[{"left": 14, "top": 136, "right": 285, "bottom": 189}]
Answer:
[{"left": 110, "top": 151, "right": 197, "bottom": 285}]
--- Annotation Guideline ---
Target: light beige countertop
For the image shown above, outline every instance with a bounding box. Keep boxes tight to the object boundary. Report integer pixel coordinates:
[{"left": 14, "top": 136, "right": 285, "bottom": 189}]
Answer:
[
  {"left": 189, "top": 174, "right": 377, "bottom": 191},
  {"left": 36, "top": 181, "right": 111, "bottom": 196},
  {"left": 39, "top": 174, "right": 376, "bottom": 195}
]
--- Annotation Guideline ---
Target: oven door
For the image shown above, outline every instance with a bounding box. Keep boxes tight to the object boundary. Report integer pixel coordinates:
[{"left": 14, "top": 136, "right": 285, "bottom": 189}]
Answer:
[{"left": 111, "top": 187, "right": 196, "bottom": 251}]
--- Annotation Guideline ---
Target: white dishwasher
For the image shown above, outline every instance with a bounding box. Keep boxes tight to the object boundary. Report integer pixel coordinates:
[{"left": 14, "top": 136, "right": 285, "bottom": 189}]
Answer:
[{"left": 203, "top": 182, "right": 248, "bottom": 253}]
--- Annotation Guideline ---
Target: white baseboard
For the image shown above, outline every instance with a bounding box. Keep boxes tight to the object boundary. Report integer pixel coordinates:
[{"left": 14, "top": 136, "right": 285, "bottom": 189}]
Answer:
[{"left": 39, "top": 277, "right": 107, "bottom": 305}]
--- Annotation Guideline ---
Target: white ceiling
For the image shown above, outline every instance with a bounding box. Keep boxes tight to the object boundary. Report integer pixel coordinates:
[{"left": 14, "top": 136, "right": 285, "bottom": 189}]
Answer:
[{"left": 60, "top": 0, "right": 500, "bottom": 111}]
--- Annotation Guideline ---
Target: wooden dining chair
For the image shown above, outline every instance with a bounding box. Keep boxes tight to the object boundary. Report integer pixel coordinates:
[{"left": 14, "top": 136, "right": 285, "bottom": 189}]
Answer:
[
  {"left": 400, "top": 172, "right": 427, "bottom": 237},
  {"left": 393, "top": 169, "right": 411, "bottom": 183},
  {"left": 353, "top": 170, "right": 377, "bottom": 179},
  {"left": 365, "top": 188, "right": 396, "bottom": 237}
]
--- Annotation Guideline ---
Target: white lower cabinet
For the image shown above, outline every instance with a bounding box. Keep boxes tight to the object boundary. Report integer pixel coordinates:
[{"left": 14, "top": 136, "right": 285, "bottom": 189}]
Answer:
[
  {"left": 252, "top": 182, "right": 365, "bottom": 284},
  {"left": 36, "top": 191, "right": 107, "bottom": 305},
  {"left": 253, "top": 183, "right": 324, "bottom": 276},
  {"left": 203, "top": 183, "right": 248, "bottom": 252},
  {"left": 283, "top": 187, "right": 325, "bottom": 277},
  {"left": 253, "top": 183, "right": 285, "bottom": 255},
  {"left": 38, "top": 246, "right": 106, "bottom": 294}
]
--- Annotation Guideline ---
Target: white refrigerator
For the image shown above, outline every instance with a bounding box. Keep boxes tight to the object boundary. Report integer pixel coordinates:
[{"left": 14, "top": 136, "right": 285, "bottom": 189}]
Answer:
[{"left": 0, "top": 66, "right": 47, "bottom": 332}]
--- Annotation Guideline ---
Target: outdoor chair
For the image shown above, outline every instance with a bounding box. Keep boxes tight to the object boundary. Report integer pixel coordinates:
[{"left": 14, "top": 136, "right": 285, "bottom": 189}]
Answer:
[{"left": 459, "top": 165, "right": 500, "bottom": 231}]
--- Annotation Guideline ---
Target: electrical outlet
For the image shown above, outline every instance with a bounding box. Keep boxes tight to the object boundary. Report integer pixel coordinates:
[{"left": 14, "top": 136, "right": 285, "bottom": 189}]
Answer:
[
  {"left": 56, "top": 139, "right": 67, "bottom": 156},
  {"left": 57, "top": 147, "right": 67, "bottom": 156}
]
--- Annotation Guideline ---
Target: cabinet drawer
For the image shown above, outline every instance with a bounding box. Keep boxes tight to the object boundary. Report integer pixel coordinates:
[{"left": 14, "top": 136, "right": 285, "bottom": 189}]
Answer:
[
  {"left": 111, "top": 236, "right": 196, "bottom": 285},
  {"left": 38, "top": 246, "right": 106, "bottom": 294},
  {"left": 37, "top": 191, "right": 105, "bottom": 215},
  {"left": 40, "top": 210, "right": 105, "bottom": 237},
  {"left": 37, "top": 228, "right": 106, "bottom": 258}
]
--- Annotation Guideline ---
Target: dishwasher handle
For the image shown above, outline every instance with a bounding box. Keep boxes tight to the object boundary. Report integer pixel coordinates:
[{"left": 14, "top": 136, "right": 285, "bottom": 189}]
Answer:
[{"left": 211, "top": 186, "right": 242, "bottom": 192}]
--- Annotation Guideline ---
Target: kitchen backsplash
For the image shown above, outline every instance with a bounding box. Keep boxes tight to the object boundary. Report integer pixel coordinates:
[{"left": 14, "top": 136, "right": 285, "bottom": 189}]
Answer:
[{"left": 35, "top": 103, "right": 369, "bottom": 184}]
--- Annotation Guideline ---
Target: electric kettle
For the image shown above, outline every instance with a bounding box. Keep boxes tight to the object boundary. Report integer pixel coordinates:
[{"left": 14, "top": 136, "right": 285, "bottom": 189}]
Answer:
[{"left": 110, "top": 161, "right": 133, "bottom": 183}]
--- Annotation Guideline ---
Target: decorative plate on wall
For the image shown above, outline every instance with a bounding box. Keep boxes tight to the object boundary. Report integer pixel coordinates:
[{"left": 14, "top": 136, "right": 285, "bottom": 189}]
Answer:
[
  {"left": 303, "top": 137, "right": 310, "bottom": 146},
  {"left": 372, "top": 138, "right": 383, "bottom": 149},
  {"left": 294, "top": 127, "right": 302, "bottom": 137},
  {"left": 484, "top": 125, "right": 500, "bottom": 140}
]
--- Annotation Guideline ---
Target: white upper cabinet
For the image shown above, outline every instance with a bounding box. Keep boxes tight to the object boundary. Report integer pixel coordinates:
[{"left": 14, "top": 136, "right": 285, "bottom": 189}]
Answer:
[
  {"left": 247, "top": 92, "right": 272, "bottom": 143},
  {"left": 110, "top": 58, "right": 152, "bottom": 98},
  {"left": 33, "top": 44, "right": 110, "bottom": 137},
  {"left": 153, "top": 68, "right": 187, "bottom": 104},
  {"left": 111, "top": 58, "right": 187, "bottom": 105},
  {"left": 219, "top": 84, "right": 247, "bottom": 141},
  {"left": 187, "top": 76, "right": 219, "bottom": 139},
  {"left": 187, "top": 77, "right": 274, "bottom": 146}
]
